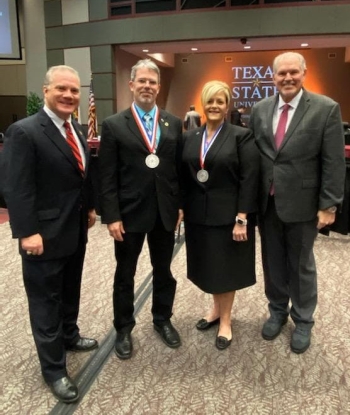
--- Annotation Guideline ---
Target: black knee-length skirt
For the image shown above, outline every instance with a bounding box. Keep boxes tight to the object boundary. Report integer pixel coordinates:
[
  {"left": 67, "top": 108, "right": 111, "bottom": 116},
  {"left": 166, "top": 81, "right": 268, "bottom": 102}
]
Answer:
[{"left": 185, "top": 222, "right": 256, "bottom": 294}]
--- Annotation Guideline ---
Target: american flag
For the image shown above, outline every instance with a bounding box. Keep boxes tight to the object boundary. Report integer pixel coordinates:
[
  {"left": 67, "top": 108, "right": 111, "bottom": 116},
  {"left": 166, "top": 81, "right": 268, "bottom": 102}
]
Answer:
[
  {"left": 88, "top": 78, "right": 98, "bottom": 140},
  {"left": 72, "top": 107, "right": 80, "bottom": 123}
]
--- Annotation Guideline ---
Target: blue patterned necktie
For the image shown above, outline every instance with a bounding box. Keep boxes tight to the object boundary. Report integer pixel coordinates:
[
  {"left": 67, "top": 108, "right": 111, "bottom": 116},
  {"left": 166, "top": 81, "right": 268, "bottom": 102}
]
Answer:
[{"left": 143, "top": 114, "right": 152, "bottom": 139}]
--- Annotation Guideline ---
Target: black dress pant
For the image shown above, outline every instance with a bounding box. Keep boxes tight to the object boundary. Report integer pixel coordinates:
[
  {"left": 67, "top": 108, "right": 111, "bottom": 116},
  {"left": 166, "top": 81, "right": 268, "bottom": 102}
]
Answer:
[
  {"left": 22, "top": 238, "right": 86, "bottom": 382},
  {"left": 113, "top": 215, "right": 176, "bottom": 333}
]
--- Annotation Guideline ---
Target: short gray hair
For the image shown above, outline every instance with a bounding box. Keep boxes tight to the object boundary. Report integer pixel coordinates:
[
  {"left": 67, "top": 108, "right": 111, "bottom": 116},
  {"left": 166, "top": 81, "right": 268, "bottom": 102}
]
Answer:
[
  {"left": 44, "top": 65, "right": 80, "bottom": 86},
  {"left": 273, "top": 52, "right": 307, "bottom": 73},
  {"left": 130, "top": 59, "right": 160, "bottom": 83}
]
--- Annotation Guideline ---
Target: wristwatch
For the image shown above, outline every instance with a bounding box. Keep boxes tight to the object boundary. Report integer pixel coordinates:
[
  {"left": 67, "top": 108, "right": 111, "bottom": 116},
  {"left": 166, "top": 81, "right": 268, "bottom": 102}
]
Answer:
[
  {"left": 326, "top": 206, "right": 337, "bottom": 213},
  {"left": 235, "top": 216, "right": 248, "bottom": 226}
]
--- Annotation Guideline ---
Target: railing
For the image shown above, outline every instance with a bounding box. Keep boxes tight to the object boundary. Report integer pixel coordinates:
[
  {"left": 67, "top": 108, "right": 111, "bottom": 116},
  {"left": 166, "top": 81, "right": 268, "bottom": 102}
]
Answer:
[{"left": 109, "top": 0, "right": 350, "bottom": 18}]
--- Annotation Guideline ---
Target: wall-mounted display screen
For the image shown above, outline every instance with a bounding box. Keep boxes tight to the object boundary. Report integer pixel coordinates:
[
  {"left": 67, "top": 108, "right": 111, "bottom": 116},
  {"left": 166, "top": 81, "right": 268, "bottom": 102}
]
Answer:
[{"left": 0, "top": 0, "right": 21, "bottom": 60}]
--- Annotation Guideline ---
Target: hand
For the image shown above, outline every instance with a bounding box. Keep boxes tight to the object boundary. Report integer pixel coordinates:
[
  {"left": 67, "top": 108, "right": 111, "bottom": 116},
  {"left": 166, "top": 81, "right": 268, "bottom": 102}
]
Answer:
[
  {"left": 317, "top": 209, "right": 336, "bottom": 229},
  {"left": 176, "top": 209, "right": 184, "bottom": 230},
  {"left": 88, "top": 209, "right": 96, "bottom": 229},
  {"left": 21, "top": 233, "right": 44, "bottom": 256},
  {"left": 107, "top": 221, "right": 125, "bottom": 241},
  {"left": 232, "top": 223, "right": 247, "bottom": 242}
]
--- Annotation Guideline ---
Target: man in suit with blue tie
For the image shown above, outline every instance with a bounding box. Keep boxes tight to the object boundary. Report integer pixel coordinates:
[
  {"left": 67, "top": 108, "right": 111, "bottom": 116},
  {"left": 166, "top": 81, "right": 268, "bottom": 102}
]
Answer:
[
  {"left": 98, "top": 59, "right": 183, "bottom": 360},
  {"left": 250, "top": 52, "right": 345, "bottom": 354},
  {"left": 3, "top": 65, "right": 98, "bottom": 402}
]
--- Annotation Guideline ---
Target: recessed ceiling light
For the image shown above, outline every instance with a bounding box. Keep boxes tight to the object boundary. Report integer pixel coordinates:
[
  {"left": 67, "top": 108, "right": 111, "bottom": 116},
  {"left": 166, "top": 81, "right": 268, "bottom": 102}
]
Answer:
[
  {"left": 244, "top": 46, "right": 251, "bottom": 49},
  {"left": 191, "top": 48, "right": 198, "bottom": 51},
  {"left": 301, "top": 43, "right": 309, "bottom": 47},
  {"left": 143, "top": 49, "right": 149, "bottom": 52}
]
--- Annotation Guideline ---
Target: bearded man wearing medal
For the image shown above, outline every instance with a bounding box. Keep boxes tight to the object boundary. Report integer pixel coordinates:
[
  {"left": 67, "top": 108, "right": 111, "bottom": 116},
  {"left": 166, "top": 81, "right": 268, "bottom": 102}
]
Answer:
[
  {"left": 98, "top": 59, "right": 183, "bottom": 360},
  {"left": 181, "top": 80, "right": 260, "bottom": 350}
]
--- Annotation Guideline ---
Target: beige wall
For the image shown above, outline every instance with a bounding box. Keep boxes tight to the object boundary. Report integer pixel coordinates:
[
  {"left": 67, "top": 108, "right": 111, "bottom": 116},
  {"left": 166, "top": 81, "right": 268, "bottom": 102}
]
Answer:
[{"left": 114, "top": 47, "right": 175, "bottom": 114}]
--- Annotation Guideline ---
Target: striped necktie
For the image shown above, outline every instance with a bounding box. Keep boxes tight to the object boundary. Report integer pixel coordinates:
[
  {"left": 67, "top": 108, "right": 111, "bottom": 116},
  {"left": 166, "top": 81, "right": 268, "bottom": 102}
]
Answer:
[
  {"left": 63, "top": 121, "right": 84, "bottom": 176},
  {"left": 143, "top": 114, "right": 152, "bottom": 139}
]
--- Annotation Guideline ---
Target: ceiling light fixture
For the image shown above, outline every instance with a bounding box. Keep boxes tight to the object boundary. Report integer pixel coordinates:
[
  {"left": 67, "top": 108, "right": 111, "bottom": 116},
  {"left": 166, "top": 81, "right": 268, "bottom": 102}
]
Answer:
[
  {"left": 191, "top": 48, "right": 198, "bottom": 51},
  {"left": 301, "top": 43, "right": 309, "bottom": 47},
  {"left": 143, "top": 49, "right": 149, "bottom": 52},
  {"left": 244, "top": 46, "right": 251, "bottom": 49}
]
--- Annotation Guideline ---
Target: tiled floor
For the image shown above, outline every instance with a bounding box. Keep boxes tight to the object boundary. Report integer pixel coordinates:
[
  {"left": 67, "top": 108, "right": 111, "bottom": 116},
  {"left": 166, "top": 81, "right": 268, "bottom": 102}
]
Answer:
[{"left": 0, "top": 220, "right": 349, "bottom": 414}]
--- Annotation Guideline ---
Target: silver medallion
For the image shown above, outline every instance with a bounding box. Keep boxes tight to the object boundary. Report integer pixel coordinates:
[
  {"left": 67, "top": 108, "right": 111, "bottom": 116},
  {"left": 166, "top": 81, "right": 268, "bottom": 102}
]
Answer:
[
  {"left": 145, "top": 154, "right": 160, "bottom": 169},
  {"left": 197, "top": 169, "right": 209, "bottom": 183}
]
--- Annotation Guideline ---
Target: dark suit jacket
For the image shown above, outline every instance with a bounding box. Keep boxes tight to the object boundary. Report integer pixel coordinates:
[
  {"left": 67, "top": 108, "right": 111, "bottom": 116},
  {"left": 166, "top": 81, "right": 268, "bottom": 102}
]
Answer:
[
  {"left": 230, "top": 110, "right": 244, "bottom": 127},
  {"left": 0, "top": 147, "right": 6, "bottom": 208},
  {"left": 3, "top": 109, "right": 93, "bottom": 259},
  {"left": 181, "top": 122, "right": 259, "bottom": 226},
  {"left": 98, "top": 107, "right": 182, "bottom": 232},
  {"left": 249, "top": 90, "right": 345, "bottom": 222}
]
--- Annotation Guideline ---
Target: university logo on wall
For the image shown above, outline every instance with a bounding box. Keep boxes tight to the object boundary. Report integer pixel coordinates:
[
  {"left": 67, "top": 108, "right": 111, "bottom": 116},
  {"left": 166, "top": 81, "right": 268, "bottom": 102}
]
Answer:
[{"left": 231, "top": 65, "right": 278, "bottom": 111}]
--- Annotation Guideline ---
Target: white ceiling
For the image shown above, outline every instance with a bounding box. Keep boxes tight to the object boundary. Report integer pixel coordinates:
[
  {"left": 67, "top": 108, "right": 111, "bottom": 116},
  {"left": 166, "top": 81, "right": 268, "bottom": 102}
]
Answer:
[{"left": 120, "top": 34, "right": 350, "bottom": 57}]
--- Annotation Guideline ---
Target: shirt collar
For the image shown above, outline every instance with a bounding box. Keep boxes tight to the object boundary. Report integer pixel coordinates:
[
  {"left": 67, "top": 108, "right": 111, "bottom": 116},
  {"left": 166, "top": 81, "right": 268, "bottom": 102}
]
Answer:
[
  {"left": 43, "top": 105, "right": 72, "bottom": 126},
  {"left": 278, "top": 88, "right": 303, "bottom": 110},
  {"left": 134, "top": 103, "right": 156, "bottom": 119}
]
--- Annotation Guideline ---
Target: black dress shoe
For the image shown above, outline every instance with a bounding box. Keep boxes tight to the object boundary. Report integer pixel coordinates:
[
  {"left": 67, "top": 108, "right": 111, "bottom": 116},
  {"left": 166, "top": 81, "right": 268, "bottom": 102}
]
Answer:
[
  {"left": 290, "top": 327, "right": 311, "bottom": 354},
  {"left": 47, "top": 376, "right": 79, "bottom": 403},
  {"left": 154, "top": 321, "right": 181, "bottom": 348},
  {"left": 215, "top": 335, "right": 232, "bottom": 350},
  {"left": 67, "top": 337, "right": 98, "bottom": 352},
  {"left": 114, "top": 332, "right": 133, "bottom": 360},
  {"left": 262, "top": 317, "right": 288, "bottom": 340},
  {"left": 196, "top": 317, "right": 220, "bottom": 331}
]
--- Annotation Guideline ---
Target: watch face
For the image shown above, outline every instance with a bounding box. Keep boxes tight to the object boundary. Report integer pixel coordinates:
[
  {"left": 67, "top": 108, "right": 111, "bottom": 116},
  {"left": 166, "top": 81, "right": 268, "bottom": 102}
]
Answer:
[{"left": 236, "top": 217, "right": 247, "bottom": 225}]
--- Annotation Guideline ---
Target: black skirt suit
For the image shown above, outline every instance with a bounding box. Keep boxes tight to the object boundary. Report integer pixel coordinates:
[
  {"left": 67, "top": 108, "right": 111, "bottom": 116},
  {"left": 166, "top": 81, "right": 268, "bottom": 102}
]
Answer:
[{"left": 181, "top": 122, "right": 260, "bottom": 294}]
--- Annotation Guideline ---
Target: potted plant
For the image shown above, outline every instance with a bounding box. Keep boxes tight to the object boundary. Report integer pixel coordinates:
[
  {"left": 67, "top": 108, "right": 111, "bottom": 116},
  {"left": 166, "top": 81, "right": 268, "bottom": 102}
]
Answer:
[{"left": 26, "top": 92, "right": 43, "bottom": 116}]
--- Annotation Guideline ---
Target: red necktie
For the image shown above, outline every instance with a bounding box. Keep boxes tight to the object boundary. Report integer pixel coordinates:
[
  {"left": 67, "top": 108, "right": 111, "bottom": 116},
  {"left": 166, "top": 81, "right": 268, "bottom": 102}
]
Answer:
[
  {"left": 275, "top": 104, "right": 290, "bottom": 149},
  {"left": 63, "top": 121, "right": 84, "bottom": 176},
  {"left": 270, "top": 104, "right": 290, "bottom": 195}
]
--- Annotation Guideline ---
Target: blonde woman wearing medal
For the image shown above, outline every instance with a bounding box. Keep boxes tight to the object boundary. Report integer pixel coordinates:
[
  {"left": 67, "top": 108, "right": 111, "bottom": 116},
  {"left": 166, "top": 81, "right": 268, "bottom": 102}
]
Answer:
[{"left": 181, "top": 80, "right": 260, "bottom": 350}]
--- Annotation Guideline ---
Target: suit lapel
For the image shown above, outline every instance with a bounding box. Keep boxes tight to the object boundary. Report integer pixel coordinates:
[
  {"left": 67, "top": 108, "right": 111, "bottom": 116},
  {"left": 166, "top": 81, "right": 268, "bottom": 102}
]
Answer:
[
  {"left": 157, "top": 110, "right": 171, "bottom": 152},
  {"left": 204, "top": 122, "right": 231, "bottom": 165},
  {"left": 184, "top": 127, "right": 204, "bottom": 174},
  {"left": 278, "top": 92, "right": 310, "bottom": 152},
  {"left": 126, "top": 108, "right": 150, "bottom": 151},
  {"left": 268, "top": 96, "right": 278, "bottom": 150},
  {"left": 190, "top": 126, "right": 205, "bottom": 168},
  {"left": 38, "top": 110, "right": 84, "bottom": 174}
]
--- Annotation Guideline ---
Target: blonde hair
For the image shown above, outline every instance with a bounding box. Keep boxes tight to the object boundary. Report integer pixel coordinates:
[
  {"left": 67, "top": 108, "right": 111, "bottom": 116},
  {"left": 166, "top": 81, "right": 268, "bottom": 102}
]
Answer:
[{"left": 201, "top": 80, "right": 231, "bottom": 108}]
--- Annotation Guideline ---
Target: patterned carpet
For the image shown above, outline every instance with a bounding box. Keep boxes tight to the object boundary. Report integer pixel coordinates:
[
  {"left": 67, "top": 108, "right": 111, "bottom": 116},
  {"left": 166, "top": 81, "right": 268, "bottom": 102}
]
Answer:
[{"left": 0, "top": 220, "right": 349, "bottom": 415}]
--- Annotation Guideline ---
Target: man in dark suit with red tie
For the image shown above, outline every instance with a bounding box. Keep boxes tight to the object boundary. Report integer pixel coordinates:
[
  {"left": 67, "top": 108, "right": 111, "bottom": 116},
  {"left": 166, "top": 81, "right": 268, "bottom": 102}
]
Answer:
[
  {"left": 98, "top": 59, "right": 183, "bottom": 360},
  {"left": 2, "top": 65, "right": 98, "bottom": 402},
  {"left": 250, "top": 52, "right": 345, "bottom": 354}
]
